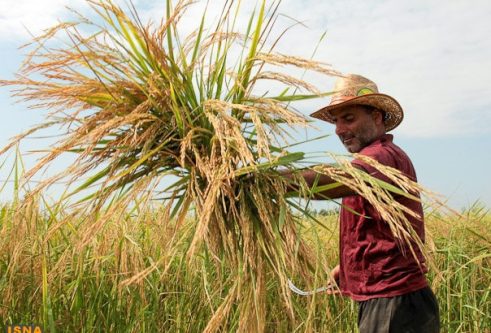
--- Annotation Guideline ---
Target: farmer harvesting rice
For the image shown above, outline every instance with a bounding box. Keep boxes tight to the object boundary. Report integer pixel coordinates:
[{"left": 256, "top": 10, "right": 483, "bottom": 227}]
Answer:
[
  {"left": 1, "top": 0, "right": 452, "bottom": 326},
  {"left": 285, "top": 74, "right": 440, "bottom": 333}
]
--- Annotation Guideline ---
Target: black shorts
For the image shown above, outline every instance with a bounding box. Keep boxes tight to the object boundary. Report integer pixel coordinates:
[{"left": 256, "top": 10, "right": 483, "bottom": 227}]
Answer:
[{"left": 358, "top": 286, "right": 440, "bottom": 333}]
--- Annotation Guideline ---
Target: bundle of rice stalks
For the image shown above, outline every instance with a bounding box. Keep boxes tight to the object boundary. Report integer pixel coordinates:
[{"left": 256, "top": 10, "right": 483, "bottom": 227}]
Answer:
[
  {"left": 0, "top": 0, "right": 443, "bottom": 331},
  {"left": 1, "top": 0, "right": 337, "bottom": 330}
]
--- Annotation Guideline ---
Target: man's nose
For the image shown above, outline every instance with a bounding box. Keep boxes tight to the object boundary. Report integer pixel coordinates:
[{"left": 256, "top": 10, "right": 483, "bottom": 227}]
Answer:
[{"left": 335, "top": 123, "right": 345, "bottom": 136}]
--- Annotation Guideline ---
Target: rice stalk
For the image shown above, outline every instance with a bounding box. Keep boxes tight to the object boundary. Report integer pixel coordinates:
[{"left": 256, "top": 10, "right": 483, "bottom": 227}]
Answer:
[{"left": 0, "top": 0, "right": 444, "bottom": 331}]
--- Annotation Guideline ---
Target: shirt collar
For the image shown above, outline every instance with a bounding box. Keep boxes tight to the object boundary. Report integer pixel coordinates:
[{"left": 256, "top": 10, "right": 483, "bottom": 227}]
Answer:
[{"left": 372, "top": 133, "right": 393, "bottom": 145}]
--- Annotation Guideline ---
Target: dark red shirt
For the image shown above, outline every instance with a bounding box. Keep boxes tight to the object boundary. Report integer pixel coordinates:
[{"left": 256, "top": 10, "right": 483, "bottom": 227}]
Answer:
[{"left": 339, "top": 134, "right": 428, "bottom": 301}]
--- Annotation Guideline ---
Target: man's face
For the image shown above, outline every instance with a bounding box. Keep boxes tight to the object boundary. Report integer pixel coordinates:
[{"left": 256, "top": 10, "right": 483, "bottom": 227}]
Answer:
[{"left": 330, "top": 105, "right": 383, "bottom": 153}]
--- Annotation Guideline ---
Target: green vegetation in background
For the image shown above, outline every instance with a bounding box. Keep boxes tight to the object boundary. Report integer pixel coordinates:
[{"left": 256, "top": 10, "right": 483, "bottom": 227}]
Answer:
[
  {"left": 0, "top": 0, "right": 475, "bottom": 332},
  {"left": 0, "top": 196, "right": 489, "bottom": 332}
]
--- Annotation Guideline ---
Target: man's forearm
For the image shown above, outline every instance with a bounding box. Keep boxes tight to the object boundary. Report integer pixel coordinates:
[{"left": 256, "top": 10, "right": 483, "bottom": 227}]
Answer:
[{"left": 282, "top": 167, "right": 355, "bottom": 199}]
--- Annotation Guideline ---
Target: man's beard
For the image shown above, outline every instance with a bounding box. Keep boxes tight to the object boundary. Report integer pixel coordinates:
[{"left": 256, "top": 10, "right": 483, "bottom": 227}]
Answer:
[{"left": 340, "top": 124, "right": 379, "bottom": 153}]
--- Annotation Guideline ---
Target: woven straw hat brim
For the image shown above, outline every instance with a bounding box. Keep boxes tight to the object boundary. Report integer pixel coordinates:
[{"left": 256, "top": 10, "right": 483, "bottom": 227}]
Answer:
[{"left": 310, "top": 93, "right": 404, "bottom": 132}]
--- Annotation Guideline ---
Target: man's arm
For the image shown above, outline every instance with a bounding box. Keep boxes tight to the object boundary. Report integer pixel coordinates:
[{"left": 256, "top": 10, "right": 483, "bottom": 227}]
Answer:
[{"left": 282, "top": 167, "right": 356, "bottom": 200}]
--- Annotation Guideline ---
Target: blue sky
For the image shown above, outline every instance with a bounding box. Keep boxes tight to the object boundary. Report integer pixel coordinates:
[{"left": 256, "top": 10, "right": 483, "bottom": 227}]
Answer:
[{"left": 0, "top": 0, "right": 490, "bottom": 209}]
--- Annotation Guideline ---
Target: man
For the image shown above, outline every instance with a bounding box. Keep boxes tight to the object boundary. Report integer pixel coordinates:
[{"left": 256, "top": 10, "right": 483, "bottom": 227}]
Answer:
[{"left": 288, "top": 74, "right": 440, "bottom": 333}]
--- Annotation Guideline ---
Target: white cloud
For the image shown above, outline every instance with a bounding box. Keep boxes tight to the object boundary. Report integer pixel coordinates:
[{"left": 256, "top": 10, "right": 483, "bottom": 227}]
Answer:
[
  {"left": 0, "top": 0, "right": 143, "bottom": 40},
  {"left": 1, "top": 0, "right": 490, "bottom": 138},
  {"left": 276, "top": 0, "right": 491, "bottom": 138},
  {"left": 0, "top": 0, "right": 81, "bottom": 39}
]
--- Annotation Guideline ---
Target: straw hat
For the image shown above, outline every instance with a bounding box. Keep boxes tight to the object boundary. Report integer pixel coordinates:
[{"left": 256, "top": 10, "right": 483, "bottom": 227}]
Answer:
[{"left": 310, "top": 74, "right": 404, "bottom": 131}]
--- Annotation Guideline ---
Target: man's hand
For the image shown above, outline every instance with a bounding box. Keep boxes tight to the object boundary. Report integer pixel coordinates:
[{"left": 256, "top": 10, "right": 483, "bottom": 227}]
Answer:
[
  {"left": 331, "top": 264, "right": 340, "bottom": 284},
  {"left": 326, "top": 265, "right": 341, "bottom": 295}
]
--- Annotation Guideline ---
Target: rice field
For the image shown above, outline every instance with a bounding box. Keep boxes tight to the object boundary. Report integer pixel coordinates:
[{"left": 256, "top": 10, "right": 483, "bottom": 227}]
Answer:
[
  {"left": 0, "top": 195, "right": 489, "bottom": 332},
  {"left": 0, "top": 1, "right": 490, "bottom": 332}
]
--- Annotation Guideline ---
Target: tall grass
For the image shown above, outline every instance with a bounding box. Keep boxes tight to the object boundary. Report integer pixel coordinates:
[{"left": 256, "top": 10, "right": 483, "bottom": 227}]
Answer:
[
  {"left": 0, "top": 0, "right": 454, "bottom": 331},
  {"left": 427, "top": 203, "right": 491, "bottom": 332},
  {"left": 0, "top": 193, "right": 489, "bottom": 332}
]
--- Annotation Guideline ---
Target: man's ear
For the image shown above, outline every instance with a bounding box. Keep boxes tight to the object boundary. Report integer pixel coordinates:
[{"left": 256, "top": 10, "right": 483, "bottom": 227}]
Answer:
[{"left": 371, "top": 109, "right": 385, "bottom": 125}]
